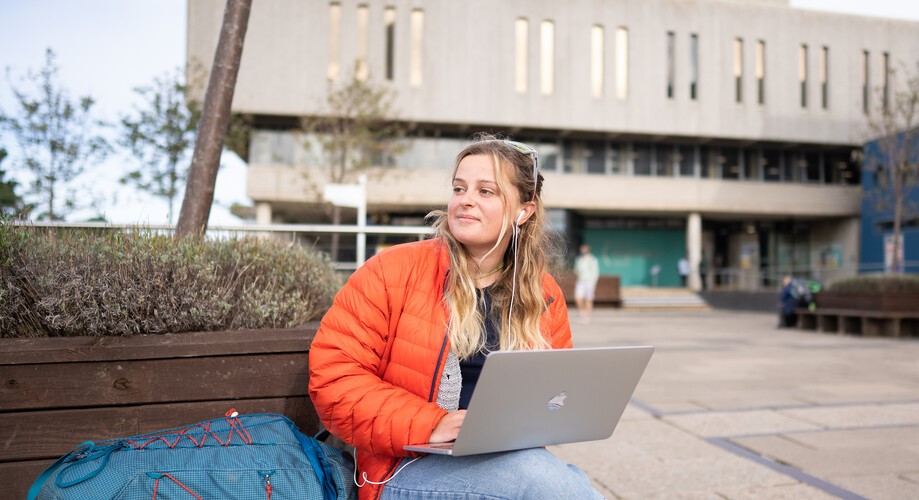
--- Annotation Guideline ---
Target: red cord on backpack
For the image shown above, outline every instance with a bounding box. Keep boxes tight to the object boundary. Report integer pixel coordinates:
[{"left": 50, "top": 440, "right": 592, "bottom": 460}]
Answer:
[{"left": 152, "top": 473, "right": 203, "bottom": 500}]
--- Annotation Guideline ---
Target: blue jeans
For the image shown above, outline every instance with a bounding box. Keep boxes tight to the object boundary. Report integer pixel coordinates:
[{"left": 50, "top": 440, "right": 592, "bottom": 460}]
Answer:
[{"left": 379, "top": 448, "right": 604, "bottom": 499}]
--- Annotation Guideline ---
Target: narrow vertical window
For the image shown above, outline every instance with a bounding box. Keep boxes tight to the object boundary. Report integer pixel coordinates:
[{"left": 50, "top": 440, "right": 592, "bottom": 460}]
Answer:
[
  {"left": 666, "top": 31, "right": 675, "bottom": 99},
  {"left": 882, "top": 51, "right": 890, "bottom": 112},
  {"left": 755, "top": 40, "right": 765, "bottom": 104},
  {"left": 384, "top": 7, "right": 396, "bottom": 81},
  {"left": 590, "top": 25, "right": 604, "bottom": 98},
  {"left": 410, "top": 9, "right": 424, "bottom": 86},
  {"left": 733, "top": 38, "right": 743, "bottom": 103},
  {"left": 862, "top": 50, "right": 870, "bottom": 114},
  {"left": 327, "top": 3, "right": 341, "bottom": 81},
  {"left": 540, "top": 21, "right": 554, "bottom": 95},
  {"left": 799, "top": 44, "right": 808, "bottom": 108},
  {"left": 355, "top": 5, "right": 369, "bottom": 80},
  {"left": 820, "top": 46, "right": 829, "bottom": 109},
  {"left": 615, "top": 27, "right": 629, "bottom": 100},
  {"left": 690, "top": 33, "right": 698, "bottom": 100},
  {"left": 515, "top": 18, "right": 529, "bottom": 93}
]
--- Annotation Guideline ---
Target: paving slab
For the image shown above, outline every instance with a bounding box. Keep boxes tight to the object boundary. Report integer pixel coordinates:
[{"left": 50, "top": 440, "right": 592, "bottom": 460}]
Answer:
[{"left": 559, "top": 309, "right": 919, "bottom": 499}]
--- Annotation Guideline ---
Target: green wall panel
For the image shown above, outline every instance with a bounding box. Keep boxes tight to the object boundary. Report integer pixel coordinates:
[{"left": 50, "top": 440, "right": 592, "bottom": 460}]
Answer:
[{"left": 583, "top": 228, "right": 686, "bottom": 286}]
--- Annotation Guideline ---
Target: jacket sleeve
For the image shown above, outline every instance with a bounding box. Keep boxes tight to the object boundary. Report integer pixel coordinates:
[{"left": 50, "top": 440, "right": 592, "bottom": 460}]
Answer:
[
  {"left": 542, "top": 273, "right": 574, "bottom": 349},
  {"left": 308, "top": 254, "right": 448, "bottom": 458}
]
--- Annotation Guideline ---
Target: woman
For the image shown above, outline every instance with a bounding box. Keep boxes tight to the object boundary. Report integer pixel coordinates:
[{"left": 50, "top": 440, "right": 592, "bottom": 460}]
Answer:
[{"left": 308, "top": 135, "right": 602, "bottom": 499}]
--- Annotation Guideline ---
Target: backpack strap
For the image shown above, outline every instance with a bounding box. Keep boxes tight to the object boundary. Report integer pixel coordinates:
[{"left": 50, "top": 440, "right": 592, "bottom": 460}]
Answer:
[
  {"left": 26, "top": 441, "right": 94, "bottom": 500},
  {"left": 289, "top": 422, "right": 339, "bottom": 500}
]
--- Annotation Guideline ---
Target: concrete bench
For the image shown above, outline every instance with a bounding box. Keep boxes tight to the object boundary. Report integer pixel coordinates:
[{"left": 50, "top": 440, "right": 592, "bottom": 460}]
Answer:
[
  {"left": 0, "top": 326, "right": 320, "bottom": 499},
  {"left": 796, "top": 308, "right": 919, "bottom": 337}
]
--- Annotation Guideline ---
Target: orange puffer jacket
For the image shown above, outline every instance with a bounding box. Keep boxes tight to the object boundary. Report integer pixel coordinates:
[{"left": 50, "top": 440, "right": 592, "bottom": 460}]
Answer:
[{"left": 308, "top": 238, "right": 573, "bottom": 500}]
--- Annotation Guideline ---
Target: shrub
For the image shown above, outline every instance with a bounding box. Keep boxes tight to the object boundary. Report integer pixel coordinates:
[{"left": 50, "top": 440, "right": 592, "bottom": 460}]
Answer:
[
  {"left": 826, "top": 274, "right": 919, "bottom": 294},
  {"left": 0, "top": 223, "right": 340, "bottom": 338}
]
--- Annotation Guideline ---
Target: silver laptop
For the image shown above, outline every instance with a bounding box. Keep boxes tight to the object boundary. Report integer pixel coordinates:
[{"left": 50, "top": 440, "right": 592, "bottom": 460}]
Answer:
[{"left": 404, "top": 345, "right": 654, "bottom": 456}]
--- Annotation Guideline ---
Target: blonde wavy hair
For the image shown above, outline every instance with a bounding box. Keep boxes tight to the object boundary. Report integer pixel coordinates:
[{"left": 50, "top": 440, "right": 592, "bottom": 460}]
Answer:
[{"left": 428, "top": 134, "right": 557, "bottom": 360}]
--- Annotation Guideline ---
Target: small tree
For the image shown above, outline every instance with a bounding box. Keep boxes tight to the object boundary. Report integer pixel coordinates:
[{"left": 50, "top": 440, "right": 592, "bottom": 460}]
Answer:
[
  {"left": 176, "top": 0, "right": 252, "bottom": 238},
  {"left": 301, "top": 73, "right": 404, "bottom": 260},
  {"left": 0, "top": 148, "right": 31, "bottom": 217},
  {"left": 865, "top": 60, "right": 919, "bottom": 274},
  {"left": 0, "top": 48, "right": 110, "bottom": 220},
  {"left": 120, "top": 68, "right": 201, "bottom": 224}
]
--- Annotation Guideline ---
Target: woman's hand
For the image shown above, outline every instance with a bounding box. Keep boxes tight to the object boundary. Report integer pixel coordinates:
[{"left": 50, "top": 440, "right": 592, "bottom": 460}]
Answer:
[{"left": 429, "top": 410, "right": 466, "bottom": 443}]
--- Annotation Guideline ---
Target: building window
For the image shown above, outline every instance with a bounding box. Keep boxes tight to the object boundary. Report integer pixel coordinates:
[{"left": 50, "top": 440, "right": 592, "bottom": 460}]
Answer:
[
  {"left": 690, "top": 33, "right": 698, "bottom": 100},
  {"left": 410, "top": 9, "right": 424, "bottom": 86},
  {"left": 722, "top": 148, "right": 740, "bottom": 180},
  {"left": 384, "top": 7, "right": 396, "bottom": 81},
  {"left": 615, "top": 27, "right": 629, "bottom": 99},
  {"left": 820, "top": 46, "right": 829, "bottom": 109},
  {"left": 666, "top": 31, "right": 675, "bottom": 99},
  {"left": 609, "top": 142, "right": 625, "bottom": 175},
  {"left": 862, "top": 50, "right": 870, "bottom": 114},
  {"left": 356, "top": 4, "right": 369, "bottom": 81},
  {"left": 633, "top": 142, "right": 652, "bottom": 176},
  {"left": 540, "top": 21, "right": 555, "bottom": 95},
  {"left": 799, "top": 44, "right": 808, "bottom": 108},
  {"left": 590, "top": 25, "right": 604, "bottom": 98},
  {"left": 586, "top": 140, "right": 606, "bottom": 174},
  {"left": 882, "top": 51, "right": 890, "bottom": 112},
  {"left": 657, "top": 144, "right": 674, "bottom": 177},
  {"left": 763, "top": 149, "right": 781, "bottom": 182},
  {"left": 677, "top": 145, "right": 695, "bottom": 177},
  {"left": 755, "top": 40, "right": 765, "bottom": 104},
  {"left": 515, "top": 18, "right": 528, "bottom": 93},
  {"left": 744, "top": 149, "right": 761, "bottom": 181},
  {"left": 327, "top": 2, "right": 341, "bottom": 80},
  {"left": 733, "top": 38, "right": 743, "bottom": 103}
]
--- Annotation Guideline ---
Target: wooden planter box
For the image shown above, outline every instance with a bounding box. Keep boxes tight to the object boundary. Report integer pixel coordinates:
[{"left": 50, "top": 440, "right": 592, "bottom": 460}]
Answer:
[
  {"left": 0, "top": 326, "right": 320, "bottom": 499},
  {"left": 816, "top": 292, "right": 919, "bottom": 312}
]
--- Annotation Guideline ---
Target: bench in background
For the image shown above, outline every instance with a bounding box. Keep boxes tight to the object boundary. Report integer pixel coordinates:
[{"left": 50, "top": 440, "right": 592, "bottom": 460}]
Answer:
[
  {"left": 555, "top": 275, "right": 622, "bottom": 307},
  {"left": 796, "top": 308, "right": 919, "bottom": 337}
]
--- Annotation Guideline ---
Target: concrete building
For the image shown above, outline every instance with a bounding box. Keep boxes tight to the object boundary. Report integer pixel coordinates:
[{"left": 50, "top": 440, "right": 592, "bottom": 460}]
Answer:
[
  {"left": 860, "top": 132, "right": 919, "bottom": 274},
  {"left": 187, "top": 0, "right": 919, "bottom": 289}
]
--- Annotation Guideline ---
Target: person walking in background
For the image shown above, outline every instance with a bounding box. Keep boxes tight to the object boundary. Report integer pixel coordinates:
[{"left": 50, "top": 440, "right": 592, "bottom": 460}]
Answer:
[
  {"left": 574, "top": 244, "right": 600, "bottom": 322},
  {"left": 678, "top": 256, "right": 690, "bottom": 287}
]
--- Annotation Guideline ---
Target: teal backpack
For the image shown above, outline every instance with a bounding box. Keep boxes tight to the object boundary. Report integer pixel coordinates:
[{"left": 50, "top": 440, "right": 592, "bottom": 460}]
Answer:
[{"left": 28, "top": 411, "right": 355, "bottom": 500}]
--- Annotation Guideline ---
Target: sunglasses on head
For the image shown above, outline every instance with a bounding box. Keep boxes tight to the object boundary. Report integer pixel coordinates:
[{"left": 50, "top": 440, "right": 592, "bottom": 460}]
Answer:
[{"left": 501, "top": 140, "right": 539, "bottom": 202}]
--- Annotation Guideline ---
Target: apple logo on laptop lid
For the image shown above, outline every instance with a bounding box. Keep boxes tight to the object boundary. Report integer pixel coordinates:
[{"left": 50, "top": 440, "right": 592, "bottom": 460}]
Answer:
[{"left": 547, "top": 391, "right": 567, "bottom": 410}]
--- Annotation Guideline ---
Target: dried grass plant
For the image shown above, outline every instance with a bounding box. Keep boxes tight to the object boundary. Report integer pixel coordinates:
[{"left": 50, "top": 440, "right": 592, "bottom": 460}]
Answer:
[{"left": 0, "top": 223, "right": 339, "bottom": 338}]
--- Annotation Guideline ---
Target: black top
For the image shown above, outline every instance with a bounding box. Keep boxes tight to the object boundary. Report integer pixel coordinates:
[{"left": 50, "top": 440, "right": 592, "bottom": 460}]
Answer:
[{"left": 458, "top": 286, "right": 500, "bottom": 409}]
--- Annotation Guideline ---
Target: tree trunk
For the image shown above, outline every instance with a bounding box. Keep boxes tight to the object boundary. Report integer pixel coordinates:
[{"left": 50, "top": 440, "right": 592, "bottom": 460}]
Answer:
[
  {"left": 893, "top": 167, "right": 904, "bottom": 274},
  {"left": 175, "top": 0, "right": 252, "bottom": 238}
]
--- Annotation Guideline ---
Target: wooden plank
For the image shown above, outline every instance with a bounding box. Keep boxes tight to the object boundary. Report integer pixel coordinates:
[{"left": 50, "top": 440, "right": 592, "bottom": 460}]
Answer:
[
  {"left": 801, "top": 309, "right": 919, "bottom": 319},
  {"left": 0, "top": 397, "right": 319, "bottom": 462},
  {"left": 0, "top": 326, "right": 318, "bottom": 365},
  {"left": 1, "top": 459, "right": 54, "bottom": 500},
  {"left": 1, "top": 353, "right": 310, "bottom": 411}
]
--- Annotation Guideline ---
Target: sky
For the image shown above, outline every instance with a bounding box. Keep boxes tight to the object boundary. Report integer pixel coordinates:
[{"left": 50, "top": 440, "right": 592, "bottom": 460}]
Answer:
[{"left": 1, "top": 0, "right": 918, "bottom": 225}]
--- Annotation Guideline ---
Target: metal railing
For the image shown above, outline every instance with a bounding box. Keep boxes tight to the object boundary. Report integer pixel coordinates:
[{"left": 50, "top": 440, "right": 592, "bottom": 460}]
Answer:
[{"left": 12, "top": 221, "right": 435, "bottom": 271}]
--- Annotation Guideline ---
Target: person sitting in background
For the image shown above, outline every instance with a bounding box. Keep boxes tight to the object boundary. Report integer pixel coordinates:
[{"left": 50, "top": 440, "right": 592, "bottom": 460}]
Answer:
[{"left": 779, "top": 275, "right": 798, "bottom": 328}]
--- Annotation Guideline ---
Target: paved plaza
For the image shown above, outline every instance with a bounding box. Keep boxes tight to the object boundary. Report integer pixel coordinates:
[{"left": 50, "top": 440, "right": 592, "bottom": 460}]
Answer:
[{"left": 550, "top": 309, "right": 919, "bottom": 499}]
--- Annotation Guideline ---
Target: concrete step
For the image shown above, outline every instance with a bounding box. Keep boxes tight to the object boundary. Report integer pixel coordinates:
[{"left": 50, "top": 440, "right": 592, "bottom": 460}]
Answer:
[{"left": 620, "top": 287, "right": 709, "bottom": 310}]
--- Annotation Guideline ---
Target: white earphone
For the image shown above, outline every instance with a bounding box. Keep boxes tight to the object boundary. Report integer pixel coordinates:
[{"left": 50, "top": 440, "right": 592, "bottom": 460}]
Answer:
[{"left": 516, "top": 209, "right": 526, "bottom": 225}]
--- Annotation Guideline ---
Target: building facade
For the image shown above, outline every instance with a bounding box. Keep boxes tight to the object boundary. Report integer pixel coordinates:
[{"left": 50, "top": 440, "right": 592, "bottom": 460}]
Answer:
[
  {"left": 860, "top": 133, "right": 919, "bottom": 274},
  {"left": 187, "top": 0, "right": 919, "bottom": 289}
]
